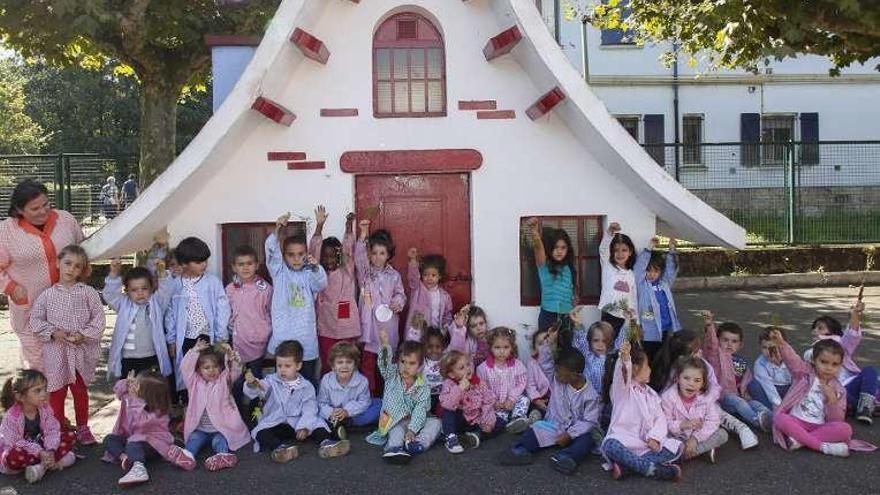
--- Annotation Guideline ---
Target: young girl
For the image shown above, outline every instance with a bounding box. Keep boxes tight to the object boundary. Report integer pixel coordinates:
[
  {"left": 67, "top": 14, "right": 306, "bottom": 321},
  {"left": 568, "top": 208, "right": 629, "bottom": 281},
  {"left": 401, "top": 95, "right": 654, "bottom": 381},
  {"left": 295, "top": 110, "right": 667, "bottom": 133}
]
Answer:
[
  {"left": 525, "top": 328, "right": 551, "bottom": 420},
  {"left": 770, "top": 329, "right": 876, "bottom": 456},
  {"left": 598, "top": 222, "right": 637, "bottom": 339},
  {"left": 573, "top": 318, "right": 615, "bottom": 395},
  {"left": 176, "top": 341, "right": 251, "bottom": 471},
  {"left": 310, "top": 206, "right": 361, "bottom": 375},
  {"left": 525, "top": 218, "right": 576, "bottom": 331},
  {"left": 105, "top": 260, "right": 175, "bottom": 381},
  {"left": 747, "top": 328, "right": 792, "bottom": 410},
  {"left": 103, "top": 371, "right": 194, "bottom": 486},
  {"left": 355, "top": 219, "right": 406, "bottom": 395},
  {"left": 634, "top": 237, "right": 680, "bottom": 362},
  {"left": 601, "top": 342, "right": 681, "bottom": 481},
  {"left": 423, "top": 326, "right": 448, "bottom": 413},
  {"left": 660, "top": 358, "right": 728, "bottom": 463},
  {"left": 405, "top": 247, "right": 453, "bottom": 333},
  {"left": 449, "top": 304, "right": 490, "bottom": 367},
  {"left": 29, "top": 245, "right": 105, "bottom": 444},
  {"left": 0, "top": 370, "right": 76, "bottom": 484},
  {"left": 476, "top": 327, "right": 530, "bottom": 434},
  {"left": 439, "top": 350, "right": 497, "bottom": 453}
]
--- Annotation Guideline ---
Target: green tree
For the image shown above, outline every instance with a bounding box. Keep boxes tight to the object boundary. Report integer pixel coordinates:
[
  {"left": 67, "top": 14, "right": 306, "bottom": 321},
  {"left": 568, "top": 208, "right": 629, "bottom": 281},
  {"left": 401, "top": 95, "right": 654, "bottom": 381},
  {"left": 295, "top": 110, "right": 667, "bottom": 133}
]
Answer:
[
  {"left": 576, "top": 0, "right": 880, "bottom": 73},
  {"left": 0, "top": 0, "right": 279, "bottom": 185},
  {"left": 0, "top": 58, "right": 45, "bottom": 154}
]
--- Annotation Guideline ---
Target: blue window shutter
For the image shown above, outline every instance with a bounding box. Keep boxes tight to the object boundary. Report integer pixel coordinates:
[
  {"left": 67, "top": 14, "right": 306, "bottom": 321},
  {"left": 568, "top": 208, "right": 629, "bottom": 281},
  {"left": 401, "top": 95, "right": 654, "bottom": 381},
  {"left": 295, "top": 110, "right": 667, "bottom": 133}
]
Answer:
[
  {"left": 800, "top": 112, "right": 819, "bottom": 165},
  {"left": 740, "top": 113, "right": 760, "bottom": 167},
  {"left": 601, "top": 29, "right": 625, "bottom": 45},
  {"left": 644, "top": 114, "right": 665, "bottom": 166}
]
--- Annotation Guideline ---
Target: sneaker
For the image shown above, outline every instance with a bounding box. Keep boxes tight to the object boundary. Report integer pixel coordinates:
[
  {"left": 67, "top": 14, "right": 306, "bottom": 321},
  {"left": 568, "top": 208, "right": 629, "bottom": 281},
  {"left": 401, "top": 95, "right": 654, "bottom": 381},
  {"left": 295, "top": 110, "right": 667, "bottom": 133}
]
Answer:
[
  {"left": 205, "top": 452, "right": 238, "bottom": 471},
  {"left": 610, "top": 462, "right": 623, "bottom": 480},
  {"left": 271, "top": 444, "right": 300, "bottom": 463},
  {"left": 505, "top": 417, "right": 530, "bottom": 434},
  {"left": 857, "top": 393, "right": 875, "bottom": 425},
  {"left": 527, "top": 409, "right": 543, "bottom": 424},
  {"left": 119, "top": 453, "right": 132, "bottom": 471},
  {"left": 166, "top": 445, "right": 197, "bottom": 471},
  {"left": 461, "top": 431, "right": 481, "bottom": 450},
  {"left": 549, "top": 453, "right": 577, "bottom": 475},
  {"left": 335, "top": 424, "right": 348, "bottom": 441},
  {"left": 382, "top": 447, "right": 412, "bottom": 465},
  {"left": 758, "top": 411, "right": 772, "bottom": 432},
  {"left": 318, "top": 439, "right": 351, "bottom": 459},
  {"left": 787, "top": 437, "right": 803, "bottom": 451},
  {"left": 706, "top": 448, "right": 716, "bottom": 464},
  {"left": 57, "top": 451, "right": 76, "bottom": 469},
  {"left": 738, "top": 427, "right": 759, "bottom": 450},
  {"left": 25, "top": 463, "right": 46, "bottom": 484},
  {"left": 76, "top": 425, "right": 98, "bottom": 445},
  {"left": 404, "top": 440, "right": 425, "bottom": 455},
  {"left": 499, "top": 446, "right": 533, "bottom": 466},
  {"left": 365, "top": 430, "right": 386, "bottom": 446},
  {"left": 118, "top": 461, "right": 149, "bottom": 487},
  {"left": 445, "top": 434, "right": 464, "bottom": 454},
  {"left": 658, "top": 463, "right": 682, "bottom": 482},
  {"left": 820, "top": 442, "right": 850, "bottom": 457}
]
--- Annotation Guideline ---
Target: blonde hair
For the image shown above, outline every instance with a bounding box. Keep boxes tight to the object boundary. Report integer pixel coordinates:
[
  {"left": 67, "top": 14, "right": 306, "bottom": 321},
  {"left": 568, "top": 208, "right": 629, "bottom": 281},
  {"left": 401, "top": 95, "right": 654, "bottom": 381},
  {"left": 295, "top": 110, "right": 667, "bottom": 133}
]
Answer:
[
  {"left": 587, "top": 321, "right": 614, "bottom": 351},
  {"left": 486, "top": 326, "right": 519, "bottom": 358}
]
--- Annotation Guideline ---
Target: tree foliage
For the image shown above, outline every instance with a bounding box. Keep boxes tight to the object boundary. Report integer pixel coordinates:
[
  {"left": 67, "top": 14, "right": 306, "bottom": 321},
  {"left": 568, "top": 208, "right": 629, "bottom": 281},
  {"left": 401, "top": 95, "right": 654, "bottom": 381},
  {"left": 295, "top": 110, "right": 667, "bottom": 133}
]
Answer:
[{"left": 0, "top": 57, "right": 45, "bottom": 154}]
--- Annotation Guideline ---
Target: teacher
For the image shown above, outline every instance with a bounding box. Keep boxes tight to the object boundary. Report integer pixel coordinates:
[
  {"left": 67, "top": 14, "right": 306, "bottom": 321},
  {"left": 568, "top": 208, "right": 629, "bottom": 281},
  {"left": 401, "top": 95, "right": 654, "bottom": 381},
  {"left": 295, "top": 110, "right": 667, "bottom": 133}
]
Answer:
[{"left": 0, "top": 179, "right": 84, "bottom": 370}]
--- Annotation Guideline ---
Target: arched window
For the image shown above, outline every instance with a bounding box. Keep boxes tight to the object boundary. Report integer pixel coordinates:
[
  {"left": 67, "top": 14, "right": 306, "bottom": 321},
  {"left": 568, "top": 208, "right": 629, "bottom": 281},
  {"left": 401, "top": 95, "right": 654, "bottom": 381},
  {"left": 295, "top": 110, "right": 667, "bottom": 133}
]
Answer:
[{"left": 373, "top": 12, "right": 446, "bottom": 117}]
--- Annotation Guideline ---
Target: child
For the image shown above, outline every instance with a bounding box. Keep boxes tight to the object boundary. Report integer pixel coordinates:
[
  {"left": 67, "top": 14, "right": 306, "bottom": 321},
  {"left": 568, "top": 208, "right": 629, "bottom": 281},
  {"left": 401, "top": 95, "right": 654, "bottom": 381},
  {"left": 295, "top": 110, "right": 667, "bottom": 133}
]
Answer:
[
  {"left": 105, "top": 260, "right": 174, "bottom": 381},
  {"left": 439, "top": 350, "right": 498, "bottom": 453},
  {"left": 501, "top": 328, "right": 602, "bottom": 475},
  {"left": 598, "top": 222, "right": 638, "bottom": 339},
  {"left": 423, "top": 326, "right": 448, "bottom": 413},
  {"left": 266, "top": 213, "right": 328, "bottom": 387},
  {"left": 572, "top": 318, "right": 615, "bottom": 395},
  {"left": 368, "top": 330, "right": 441, "bottom": 464},
  {"left": 601, "top": 342, "right": 681, "bottom": 481},
  {"left": 477, "top": 327, "right": 530, "bottom": 434},
  {"left": 449, "top": 304, "right": 490, "bottom": 367},
  {"left": 226, "top": 245, "right": 273, "bottom": 378},
  {"left": 525, "top": 328, "right": 551, "bottom": 420},
  {"left": 660, "top": 358, "right": 728, "bottom": 463},
  {"left": 525, "top": 218, "right": 576, "bottom": 331},
  {"left": 355, "top": 219, "right": 406, "bottom": 395},
  {"left": 176, "top": 341, "right": 251, "bottom": 471},
  {"left": 165, "top": 237, "right": 231, "bottom": 393},
  {"left": 244, "top": 340, "right": 330, "bottom": 462},
  {"left": 769, "top": 329, "right": 876, "bottom": 456},
  {"left": 310, "top": 206, "right": 361, "bottom": 375},
  {"left": 29, "top": 245, "right": 105, "bottom": 444},
  {"left": 316, "top": 342, "right": 382, "bottom": 456},
  {"left": 702, "top": 313, "right": 772, "bottom": 432},
  {"left": 0, "top": 370, "right": 76, "bottom": 484},
  {"left": 103, "top": 371, "right": 194, "bottom": 486},
  {"left": 634, "top": 237, "right": 680, "bottom": 362},
  {"left": 747, "top": 328, "right": 792, "bottom": 410},
  {"left": 405, "top": 247, "right": 453, "bottom": 333}
]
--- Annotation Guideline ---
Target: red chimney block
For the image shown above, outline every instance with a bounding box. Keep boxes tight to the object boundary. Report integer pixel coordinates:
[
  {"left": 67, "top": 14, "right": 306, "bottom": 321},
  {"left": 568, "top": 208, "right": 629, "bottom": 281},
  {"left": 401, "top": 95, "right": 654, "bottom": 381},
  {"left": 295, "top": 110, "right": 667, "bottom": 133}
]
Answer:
[
  {"left": 483, "top": 25, "right": 522, "bottom": 61},
  {"left": 525, "top": 87, "right": 566, "bottom": 121},
  {"left": 251, "top": 96, "right": 296, "bottom": 126},
  {"left": 290, "top": 28, "right": 330, "bottom": 64}
]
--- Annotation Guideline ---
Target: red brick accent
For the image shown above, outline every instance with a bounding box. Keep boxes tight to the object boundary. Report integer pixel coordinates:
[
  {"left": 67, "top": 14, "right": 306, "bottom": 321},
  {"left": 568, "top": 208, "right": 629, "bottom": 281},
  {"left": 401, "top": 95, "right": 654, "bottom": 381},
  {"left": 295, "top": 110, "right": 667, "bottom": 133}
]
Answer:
[
  {"left": 340, "top": 149, "right": 483, "bottom": 173},
  {"left": 290, "top": 28, "right": 330, "bottom": 64},
  {"left": 458, "top": 100, "right": 497, "bottom": 111},
  {"left": 483, "top": 26, "right": 522, "bottom": 61},
  {"left": 526, "top": 87, "right": 566, "bottom": 121},
  {"left": 476, "top": 110, "right": 515, "bottom": 119},
  {"left": 267, "top": 152, "right": 306, "bottom": 161},
  {"left": 204, "top": 35, "right": 262, "bottom": 47},
  {"left": 251, "top": 96, "right": 296, "bottom": 126},
  {"left": 320, "top": 108, "right": 359, "bottom": 117},
  {"left": 287, "top": 161, "right": 326, "bottom": 170}
]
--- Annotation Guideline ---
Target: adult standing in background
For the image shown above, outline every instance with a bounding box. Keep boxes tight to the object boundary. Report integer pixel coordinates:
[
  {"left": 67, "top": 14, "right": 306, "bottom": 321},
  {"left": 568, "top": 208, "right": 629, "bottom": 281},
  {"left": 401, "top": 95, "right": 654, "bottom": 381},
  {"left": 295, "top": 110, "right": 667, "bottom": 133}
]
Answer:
[
  {"left": 0, "top": 179, "right": 85, "bottom": 370},
  {"left": 100, "top": 176, "right": 120, "bottom": 219},
  {"left": 122, "top": 173, "right": 139, "bottom": 209}
]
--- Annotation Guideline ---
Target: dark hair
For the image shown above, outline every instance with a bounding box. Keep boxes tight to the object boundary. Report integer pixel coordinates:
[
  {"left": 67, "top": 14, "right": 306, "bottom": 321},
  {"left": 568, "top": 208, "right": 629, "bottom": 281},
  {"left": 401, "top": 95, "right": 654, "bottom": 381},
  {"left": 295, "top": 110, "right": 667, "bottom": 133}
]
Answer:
[
  {"left": 136, "top": 371, "right": 172, "bottom": 416},
  {"left": 368, "top": 229, "right": 396, "bottom": 260},
  {"left": 556, "top": 347, "right": 586, "bottom": 375},
  {"left": 647, "top": 252, "right": 666, "bottom": 272},
  {"left": 531, "top": 327, "right": 550, "bottom": 351},
  {"left": 320, "top": 237, "right": 343, "bottom": 270},
  {"left": 232, "top": 245, "right": 259, "bottom": 263},
  {"left": 329, "top": 342, "right": 361, "bottom": 367},
  {"left": 549, "top": 315, "right": 576, "bottom": 350},
  {"left": 1, "top": 369, "right": 47, "bottom": 410},
  {"left": 282, "top": 234, "right": 308, "bottom": 251},
  {"left": 812, "top": 315, "right": 843, "bottom": 336},
  {"left": 58, "top": 244, "right": 91, "bottom": 282},
  {"left": 196, "top": 348, "right": 225, "bottom": 373},
  {"left": 123, "top": 266, "right": 154, "bottom": 291},
  {"left": 399, "top": 340, "right": 425, "bottom": 363},
  {"left": 424, "top": 326, "right": 450, "bottom": 348},
  {"left": 544, "top": 227, "right": 577, "bottom": 284},
  {"left": 128, "top": 174, "right": 136, "bottom": 180},
  {"left": 812, "top": 339, "right": 845, "bottom": 361},
  {"left": 759, "top": 326, "right": 787, "bottom": 343},
  {"left": 7, "top": 179, "right": 49, "bottom": 218},
  {"left": 275, "top": 340, "right": 304, "bottom": 361},
  {"left": 486, "top": 326, "right": 519, "bottom": 359},
  {"left": 650, "top": 329, "right": 701, "bottom": 391},
  {"left": 602, "top": 346, "right": 649, "bottom": 403},
  {"left": 716, "top": 322, "right": 744, "bottom": 340},
  {"left": 420, "top": 254, "right": 447, "bottom": 280},
  {"left": 440, "top": 350, "right": 467, "bottom": 378},
  {"left": 609, "top": 232, "right": 636, "bottom": 270},
  {"left": 674, "top": 357, "right": 709, "bottom": 393},
  {"left": 175, "top": 237, "right": 211, "bottom": 264}
]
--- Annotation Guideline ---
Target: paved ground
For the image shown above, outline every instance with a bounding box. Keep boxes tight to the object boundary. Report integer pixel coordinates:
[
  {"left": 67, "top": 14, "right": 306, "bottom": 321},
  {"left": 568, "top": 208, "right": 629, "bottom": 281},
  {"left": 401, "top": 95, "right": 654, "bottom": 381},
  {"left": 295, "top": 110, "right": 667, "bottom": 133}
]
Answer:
[{"left": 1, "top": 286, "right": 878, "bottom": 495}]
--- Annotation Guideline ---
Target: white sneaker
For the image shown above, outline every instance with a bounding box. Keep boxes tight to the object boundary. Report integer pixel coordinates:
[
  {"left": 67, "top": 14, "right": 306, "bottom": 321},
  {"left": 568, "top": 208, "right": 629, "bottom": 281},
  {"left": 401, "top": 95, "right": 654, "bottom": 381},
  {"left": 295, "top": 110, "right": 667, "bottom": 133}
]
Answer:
[
  {"left": 738, "top": 426, "right": 759, "bottom": 450},
  {"left": 25, "top": 463, "right": 46, "bottom": 484},
  {"left": 787, "top": 437, "right": 803, "bottom": 451},
  {"left": 820, "top": 442, "right": 850, "bottom": 457},
  {"left": 118, "top": 461, "right": 150, "bottom": 487},
  {"left": 57, "top": 451, "right": 76, "bottom": 469}
]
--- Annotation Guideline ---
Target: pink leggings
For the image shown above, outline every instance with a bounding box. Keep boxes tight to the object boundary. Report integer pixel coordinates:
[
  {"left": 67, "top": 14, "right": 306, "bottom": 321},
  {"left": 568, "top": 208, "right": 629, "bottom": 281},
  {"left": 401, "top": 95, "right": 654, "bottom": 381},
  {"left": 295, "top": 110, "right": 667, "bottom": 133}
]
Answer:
[{"left": 774, "top": 412, "right": 852, "bottom": 451}]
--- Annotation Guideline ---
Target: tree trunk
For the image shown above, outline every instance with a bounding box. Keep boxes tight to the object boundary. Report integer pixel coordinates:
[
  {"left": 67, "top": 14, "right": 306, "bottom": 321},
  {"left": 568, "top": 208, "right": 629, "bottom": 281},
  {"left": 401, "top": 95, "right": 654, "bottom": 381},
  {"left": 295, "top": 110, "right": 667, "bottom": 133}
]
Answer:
[{"left": 139, "top": 79, "right": 179, "bottom": 186}]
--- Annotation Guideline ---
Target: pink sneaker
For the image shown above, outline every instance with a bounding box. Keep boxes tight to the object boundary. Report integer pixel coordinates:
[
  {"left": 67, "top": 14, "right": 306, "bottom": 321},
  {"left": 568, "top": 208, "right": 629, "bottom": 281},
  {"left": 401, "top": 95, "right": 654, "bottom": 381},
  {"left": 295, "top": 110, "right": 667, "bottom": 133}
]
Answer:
[
  {"left": 166, "top": 445, "right": 197, "bottom": 471},
  {"left": 76, "top": 426, "right": 98, "bottom": 445},
  {"left": 204, "top": 453, "right": 238, "bottom": 472}
]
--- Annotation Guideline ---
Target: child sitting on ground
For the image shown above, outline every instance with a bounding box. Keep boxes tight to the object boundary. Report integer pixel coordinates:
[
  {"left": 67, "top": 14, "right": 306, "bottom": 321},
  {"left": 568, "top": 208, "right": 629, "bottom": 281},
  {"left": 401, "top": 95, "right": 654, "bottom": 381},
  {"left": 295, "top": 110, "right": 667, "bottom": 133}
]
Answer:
[
  {"left": 634, "top": 237, "right": 680, "bottom": 363},
  {"left": 525, "top": 328, "right": 551, "bottom": 421},
  {"left": 422, "top": 326, "right": 449, "bottom": 413},
  {"left": 477, "top": 327, "right": 531, "bottom": 434},
  {"left": 747, "top": 328, "right": 792, "bottom": 410},
  {"left": 439, "top": 350, "right": 498, "bottom": 453},
  {"left": 572, "top": 317, "right": 615, "bottom": 395}
]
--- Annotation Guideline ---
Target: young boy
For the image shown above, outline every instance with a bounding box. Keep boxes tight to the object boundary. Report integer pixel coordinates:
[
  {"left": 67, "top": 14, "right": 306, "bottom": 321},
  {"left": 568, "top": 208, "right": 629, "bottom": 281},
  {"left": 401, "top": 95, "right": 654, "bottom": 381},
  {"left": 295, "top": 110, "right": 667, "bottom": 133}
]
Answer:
[
  {"left": 244, "top": 340, "right": 330, "bottom": 462},
  {"left": 165, "top": 237, "right": 231, "bottom": 394},
  {"left": 226, "top": 245, "right": 273, "bottom": 377},
  {"left": 367, "top": 329, "right": 441, "bottom": 464},
  {"left": 266, "top": 213, "right": 328, "bottom": 387},
  {"left": 748, "top": 328, "right": 792, "bottom": 410},
  {"left": 316, "top": 342, "right": 382, "bottom": 456},
  {"left": 634, "top": 237, "right": 680, "bottom": 363}
]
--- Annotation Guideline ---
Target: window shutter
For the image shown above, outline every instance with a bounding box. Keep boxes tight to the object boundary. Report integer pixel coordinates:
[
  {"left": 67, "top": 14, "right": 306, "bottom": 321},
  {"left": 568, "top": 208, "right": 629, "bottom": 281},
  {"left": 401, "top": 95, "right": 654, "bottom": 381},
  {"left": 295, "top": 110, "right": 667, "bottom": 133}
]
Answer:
[
  {"left": 740, "top": 113, "right": 760, "bottom": 167},
  {"left": 644, "top": 114, "right": 665, "bottom": 166},
  {"left": 800, "top": 112, "right": 819, "bottom": 165},
  {"left": 601, "top": 29, "right": 625, "bottom": 45}
]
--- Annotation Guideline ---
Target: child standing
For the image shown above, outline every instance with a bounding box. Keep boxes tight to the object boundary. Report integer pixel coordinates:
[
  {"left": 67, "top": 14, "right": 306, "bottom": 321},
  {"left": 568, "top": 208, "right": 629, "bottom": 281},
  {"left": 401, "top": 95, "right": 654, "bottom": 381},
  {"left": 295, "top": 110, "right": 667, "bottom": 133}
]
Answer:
[
  {"left": 439, "top": 350, "right": 498, "bottom": 453},
  {"left": 175, "top": 342, "right": 251, "bottom": 471},
  {"left": 477, "top": 327, "right": 530, "bottom": 434},
  {"left": 226, "top": 245, "right": 273, "bottom": 378},
  {"left": 449, "top": 304, "right": 491, "bottom": 367},
  {"left": 598, "top": 222, "right": 637, "bottom": 339},
  {"left": 634, "top": 237, "right": 680, "bottom": 362},
  {"left": 165, "top": 237, "right": 231, "bottom": 393},
  {"left": 601, "top": 342, "right": 682, "bottom": 482},
  {"left": 0, "top": 370, "right": 77, "bottom": 484},
  {"left": 405, "top": 247, "right": 453, "bottom": 333},
  {"left": 660, "top": 358, "right": 728, "bottom": 463},
  {"left": 525, "top": 218, "right": 576, "bottom": 331},
  {"left": 355, "top": 220, "right": 406, "bottom": 395},
  {"left": 747, "top": 328, "right": 792, "bottom": 410},
  {"left": 266, "top": 213, "right": 328, "bottom": 386},
  {"left": 310, "top": 206, "right": 361, "bottom": 374},
  {"left": 244, "top": 340, "right": 331, "bottom": 462},
  {"left": 29, "top": 245, "right": 105, "bottom": 444}
]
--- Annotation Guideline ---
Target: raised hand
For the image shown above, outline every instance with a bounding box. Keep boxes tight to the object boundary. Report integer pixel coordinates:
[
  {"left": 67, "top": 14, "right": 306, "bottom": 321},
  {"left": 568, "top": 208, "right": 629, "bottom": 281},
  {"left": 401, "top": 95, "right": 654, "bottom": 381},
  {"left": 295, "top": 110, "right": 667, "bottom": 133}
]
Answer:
[
  {"left": 668, "top": 238, "right": 678, "bottom": 249},
  {"left": 315, "top": 205, "right": 329, "bottom": 225},
  {"left": 620, "top": 341, "right": 632, "bottom": 361},
  {"left": 110, "top": 258, "right": 122, "bottom": 277},
  {"left": 525, "top": 217, "right": 540, "bottom": 233},
  {"left": 193, "top": 339, "right": 210, "bottom": 352},
  {"left": 608, "top": 222, "right": 621, "bottom": 235},
  {"left": 453, "top": 304, "right": 470, "bottom": 328},
  {"left": 408, "top": 247, "right": 419, "bottom": 264},
  {"left": 244, "top": 369, "right": 261, "bottom": 389},
  {"left": 276, "top": 212, "right": 291, "bottom": 231},
  {"left": 358, "top": 219, "right": 370, "bottom": 240},
  {"left": 649, "top": 237, "right": 659, "bottom": 249},
  {"left": 768, "top": 329, "right": 785, "bottom": 346}
]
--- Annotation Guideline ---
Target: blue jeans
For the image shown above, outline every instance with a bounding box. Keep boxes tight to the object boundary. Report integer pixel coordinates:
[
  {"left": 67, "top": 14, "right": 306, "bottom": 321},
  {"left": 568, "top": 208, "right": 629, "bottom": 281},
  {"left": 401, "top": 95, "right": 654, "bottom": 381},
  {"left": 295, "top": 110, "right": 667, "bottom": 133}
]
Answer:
[
  {"left": 441, "top": 409, "right": 505, "bottom": 438},
  {"left": 351, "top": 398, "right": 383, "bottom": 427},
  {"left": 103, "top": 434, "right": 158, "bottom": 464},
  {"left": 746, "top": 380, "right": 790, "bottom": 410},
  {"left": 515, "top": 427, "right": 594, "bottom": 463},
  {"left": 602, "top": 438, "right": 678, "bottom": 477},
  {"left": 185, "top": 430, "right": 230, "bottom": 456},
  {"left": 845, "top": 366, "right": 878, "bottom": 408},
  {"left": 719, "top": 392, "right": 770, "bottom": 427}
]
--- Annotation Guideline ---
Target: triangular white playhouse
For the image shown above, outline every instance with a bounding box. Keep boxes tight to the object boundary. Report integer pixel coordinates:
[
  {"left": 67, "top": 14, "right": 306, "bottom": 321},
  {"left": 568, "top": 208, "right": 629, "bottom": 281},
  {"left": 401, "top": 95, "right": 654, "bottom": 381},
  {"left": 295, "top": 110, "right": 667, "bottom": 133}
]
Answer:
[{"left": 83, "top": 0, "right": 745, "bottom": 336}]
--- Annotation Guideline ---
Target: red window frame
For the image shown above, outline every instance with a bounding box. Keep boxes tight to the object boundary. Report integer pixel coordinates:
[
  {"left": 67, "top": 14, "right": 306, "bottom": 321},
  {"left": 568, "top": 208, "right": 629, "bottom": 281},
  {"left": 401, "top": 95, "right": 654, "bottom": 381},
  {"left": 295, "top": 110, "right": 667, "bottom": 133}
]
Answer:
[
  {"left": 220, "top": 221, "right": 307, "bottom": 285},
  {"left": 519, "top": 216, "right": 603, "bottom": 306},
  {"left": 373, "top": 12, "right": 447, "bottom": 118}
]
